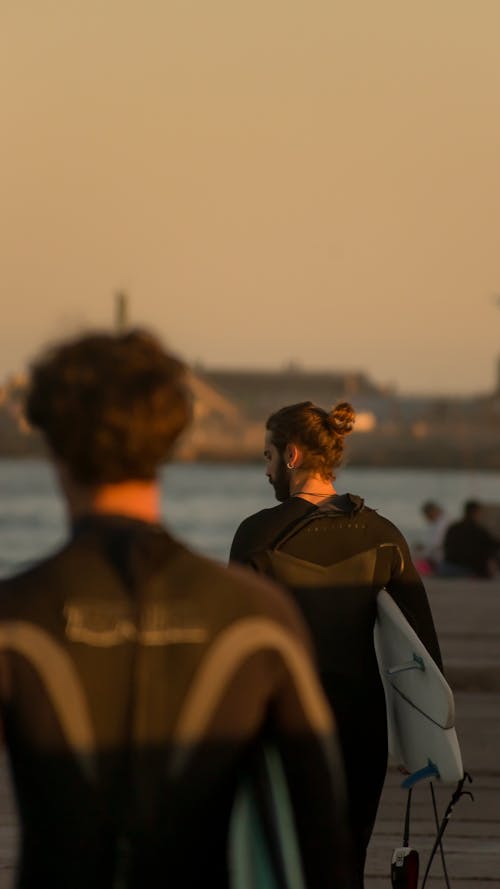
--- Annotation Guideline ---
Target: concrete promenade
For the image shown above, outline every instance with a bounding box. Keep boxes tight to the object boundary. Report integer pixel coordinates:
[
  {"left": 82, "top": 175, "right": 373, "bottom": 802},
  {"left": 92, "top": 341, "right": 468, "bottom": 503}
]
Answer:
[
  {"left": 366, "top": 579, "right": 500, "bottom": 888},
  {"left": 0, "top": 579, "right": 498, "bottom": 887}
]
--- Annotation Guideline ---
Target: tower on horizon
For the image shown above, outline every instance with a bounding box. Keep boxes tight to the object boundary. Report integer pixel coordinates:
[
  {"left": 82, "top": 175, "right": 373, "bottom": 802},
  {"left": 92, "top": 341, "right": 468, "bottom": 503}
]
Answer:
[
  {"left": 495, "top": 354, "right": 500, "bottom": 395},
  {"left": 114, "top": 291, "right": 129, "bottom": 332}
]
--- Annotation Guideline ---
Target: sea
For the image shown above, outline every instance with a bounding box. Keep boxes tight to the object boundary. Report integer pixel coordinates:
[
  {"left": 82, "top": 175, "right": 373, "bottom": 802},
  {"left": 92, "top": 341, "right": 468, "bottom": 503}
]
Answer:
[{"left": 2, "top": 458, "right": 500, "bottom": 578}]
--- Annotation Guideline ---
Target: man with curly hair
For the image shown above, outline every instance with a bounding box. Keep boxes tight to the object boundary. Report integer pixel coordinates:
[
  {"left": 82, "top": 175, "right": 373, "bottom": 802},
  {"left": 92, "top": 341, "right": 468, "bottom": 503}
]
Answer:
[{"left": 0, "top": 330, "right": 354, "bottom": 889}]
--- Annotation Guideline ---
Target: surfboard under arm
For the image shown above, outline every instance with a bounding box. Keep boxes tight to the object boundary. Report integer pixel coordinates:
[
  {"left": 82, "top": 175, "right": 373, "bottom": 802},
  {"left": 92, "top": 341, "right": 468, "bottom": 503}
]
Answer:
[{"left": 374, "top": 590, "right": 463, "bottom": 786}]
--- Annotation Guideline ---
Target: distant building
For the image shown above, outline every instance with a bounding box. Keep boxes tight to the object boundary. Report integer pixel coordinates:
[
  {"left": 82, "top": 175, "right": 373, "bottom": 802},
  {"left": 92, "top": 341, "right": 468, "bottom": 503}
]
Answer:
[
  {"left": 199, "top": 367, "right": 382, "bottom": 420},
  {"left": 114, "top": 291, "right": 129, "bottom": 332},
  {"left": 2, "top": 361, "right": 500, "bottom": 467}
]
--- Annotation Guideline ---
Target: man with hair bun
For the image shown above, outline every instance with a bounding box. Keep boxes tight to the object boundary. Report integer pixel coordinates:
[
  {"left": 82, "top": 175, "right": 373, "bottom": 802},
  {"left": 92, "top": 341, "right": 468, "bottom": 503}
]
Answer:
[
  {"left": 230, "top": 399, "right": 443, "bottom": 887},
  {"left": 0, "top": 334, "right": 354, "bottom": 889}
]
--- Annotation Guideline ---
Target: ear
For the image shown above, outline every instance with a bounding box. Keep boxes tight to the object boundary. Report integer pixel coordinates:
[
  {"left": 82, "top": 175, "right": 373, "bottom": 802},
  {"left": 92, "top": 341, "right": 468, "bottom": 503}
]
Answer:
[{"left": 286, "top": 443, "right": 302, "bottom": 469}]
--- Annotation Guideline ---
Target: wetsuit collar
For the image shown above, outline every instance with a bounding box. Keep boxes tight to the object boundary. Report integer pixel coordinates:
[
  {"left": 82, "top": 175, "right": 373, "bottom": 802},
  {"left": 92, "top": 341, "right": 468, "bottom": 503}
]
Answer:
[{"left": 71, "top": 512, "right": 166, "bottom": 538}]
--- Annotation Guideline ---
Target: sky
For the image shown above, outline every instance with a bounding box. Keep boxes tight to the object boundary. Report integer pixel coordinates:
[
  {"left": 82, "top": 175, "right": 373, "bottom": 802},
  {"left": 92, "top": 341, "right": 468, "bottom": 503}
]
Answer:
[{"left": 2, "top": 1, "right": 500, "bottom": 395}]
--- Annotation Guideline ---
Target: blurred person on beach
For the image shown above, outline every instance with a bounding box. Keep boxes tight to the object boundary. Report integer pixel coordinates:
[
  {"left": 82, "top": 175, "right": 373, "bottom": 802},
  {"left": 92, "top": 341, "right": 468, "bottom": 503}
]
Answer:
[
  {"left": 413, "top": 500, "right": 449, "bottom": 575},
  {"left": 230, "top": 399, "right": 443, "bottom": 888},
  {"left": 0, "top": 330, "right": 354, "bottom": 889},
  {"left": 441, "top": 499, "right": 500, "bottom": 578}
]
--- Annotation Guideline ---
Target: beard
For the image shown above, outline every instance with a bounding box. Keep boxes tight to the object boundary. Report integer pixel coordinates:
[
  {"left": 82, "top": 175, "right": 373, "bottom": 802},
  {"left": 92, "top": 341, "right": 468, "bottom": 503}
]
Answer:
[{"left": 270, "top": 455, "right": 290, "bottom": 502}]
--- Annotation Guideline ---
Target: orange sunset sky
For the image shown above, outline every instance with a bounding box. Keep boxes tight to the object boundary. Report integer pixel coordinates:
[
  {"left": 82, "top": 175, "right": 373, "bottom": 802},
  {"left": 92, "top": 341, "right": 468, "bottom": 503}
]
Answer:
[{"left": 2, "top": 1, "right": 500, "bottom": 394}]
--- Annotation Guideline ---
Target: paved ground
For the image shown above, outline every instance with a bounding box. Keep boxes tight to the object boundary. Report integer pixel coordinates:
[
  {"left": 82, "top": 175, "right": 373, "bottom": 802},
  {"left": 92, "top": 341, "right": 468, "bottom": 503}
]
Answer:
[
  {"left": 366, "top": 579, "right": 500, "bottom": 888},
  {"left": 0, "top": 578, "right": 498, "bottom": 887}
]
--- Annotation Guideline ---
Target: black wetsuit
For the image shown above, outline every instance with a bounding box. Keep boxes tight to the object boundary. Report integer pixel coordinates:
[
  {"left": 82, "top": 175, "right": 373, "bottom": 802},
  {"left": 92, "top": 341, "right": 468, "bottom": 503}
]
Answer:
[
  {"left": 443, "top": 517, "right": 500, "bottom": 577},
  {"left": 0, "top": 514, "right": 353, "bottom": 889},
  {"left": 230, "top": 494, "right": 442, "bottom": 883}
]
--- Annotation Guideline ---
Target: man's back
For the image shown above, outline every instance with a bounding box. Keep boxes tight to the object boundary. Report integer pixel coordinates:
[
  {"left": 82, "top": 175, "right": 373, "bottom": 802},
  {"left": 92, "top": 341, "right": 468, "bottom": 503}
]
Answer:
[
  {"left": 0, "top": 514, "right": 350, "bottom": 888},
  {"left": 231, "top": 493, "right": 442, "bottom": 884}
]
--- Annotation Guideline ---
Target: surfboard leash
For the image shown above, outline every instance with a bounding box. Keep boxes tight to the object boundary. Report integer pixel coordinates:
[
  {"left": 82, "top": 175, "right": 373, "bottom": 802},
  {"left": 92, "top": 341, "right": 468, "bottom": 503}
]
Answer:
[
  {"left": 390, "top": 788, "right": 420, "bottom": 889},
  {"left": 391, "top": 772, "right": 473, "bottom": 889},
  {"left": 428, "top": 781, "right": 451, "bottom": 888},
  {"left": 420, "top": 771, "right": 474, "bottom": 889}
]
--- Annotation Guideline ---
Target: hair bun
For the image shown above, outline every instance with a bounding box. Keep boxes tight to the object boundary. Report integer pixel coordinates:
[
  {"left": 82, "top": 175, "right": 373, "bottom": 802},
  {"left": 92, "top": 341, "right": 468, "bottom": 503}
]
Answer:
[{"left": 329, "top": 401, "right": 355, "bottom": 435}]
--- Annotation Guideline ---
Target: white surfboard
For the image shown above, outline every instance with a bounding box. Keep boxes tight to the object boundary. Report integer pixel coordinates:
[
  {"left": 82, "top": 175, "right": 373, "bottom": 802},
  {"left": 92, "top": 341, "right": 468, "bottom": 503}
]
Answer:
[{"left": 374, "top": 590, "right": 463, "bottom": 785}]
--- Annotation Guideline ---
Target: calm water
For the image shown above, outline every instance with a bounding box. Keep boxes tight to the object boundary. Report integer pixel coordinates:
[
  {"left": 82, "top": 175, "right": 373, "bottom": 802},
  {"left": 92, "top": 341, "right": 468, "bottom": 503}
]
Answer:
[{"left": 2, "top": 458, "right": 500, "bottom": 578}]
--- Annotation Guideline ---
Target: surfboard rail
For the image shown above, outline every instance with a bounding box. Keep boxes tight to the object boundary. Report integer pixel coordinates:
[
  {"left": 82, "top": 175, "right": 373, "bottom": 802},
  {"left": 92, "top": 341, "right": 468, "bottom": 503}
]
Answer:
[{"left": 374, "top": 590, "right": 464, "bottom": 786}]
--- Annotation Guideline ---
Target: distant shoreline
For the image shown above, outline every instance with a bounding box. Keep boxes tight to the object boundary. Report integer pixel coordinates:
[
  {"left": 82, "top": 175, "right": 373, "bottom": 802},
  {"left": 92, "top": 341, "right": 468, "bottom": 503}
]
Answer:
[{"left": 2, "top": 450, "right": 500, "bottom": 472}]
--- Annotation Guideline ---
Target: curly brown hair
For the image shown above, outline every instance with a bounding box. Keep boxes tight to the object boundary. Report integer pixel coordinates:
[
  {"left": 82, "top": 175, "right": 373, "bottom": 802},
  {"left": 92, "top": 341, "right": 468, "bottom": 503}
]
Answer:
[
  {"left": 26, "top": 329, "right": 191, "bottom": 484},
  {"left": 266, "top": 400, "right": 355, "bottom": 480}
]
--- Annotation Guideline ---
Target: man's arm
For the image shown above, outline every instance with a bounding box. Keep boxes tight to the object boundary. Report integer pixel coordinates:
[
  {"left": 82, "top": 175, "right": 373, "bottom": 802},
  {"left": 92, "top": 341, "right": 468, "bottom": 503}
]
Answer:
[
  {"left": 265, "top": 611, "right": 358, "bottom": 889},
  {"left": 167, "top": 575, "right": 357, "bottom": 888},
  {"left": 229, "top": 516, "right": 266, "bottom": 565},
  {"left": 385, "top": 529, "right": 443, "bottom": 670}
]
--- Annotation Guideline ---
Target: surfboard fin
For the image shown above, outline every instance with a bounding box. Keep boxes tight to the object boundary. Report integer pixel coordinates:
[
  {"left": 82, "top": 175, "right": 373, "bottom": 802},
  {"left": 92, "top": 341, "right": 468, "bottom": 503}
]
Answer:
[
  {"left": 401, "top": 760, "right": 440, "bottom": 789},
  {"left": 386, "top": 653, "right": 425, "bottom": 676}
]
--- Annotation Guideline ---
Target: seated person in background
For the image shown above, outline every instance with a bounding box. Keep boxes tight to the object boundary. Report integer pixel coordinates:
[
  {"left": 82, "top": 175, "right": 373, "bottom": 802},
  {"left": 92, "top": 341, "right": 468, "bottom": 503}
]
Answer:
[
  {"left": 441, "top": 499, "right": 500, "bottom": 578},
  {"left": 420, "top": 500, "right": 448, "bottom": 570},
  {"left": 0, "top": 329, "right": 354, "bottom": 889}
]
